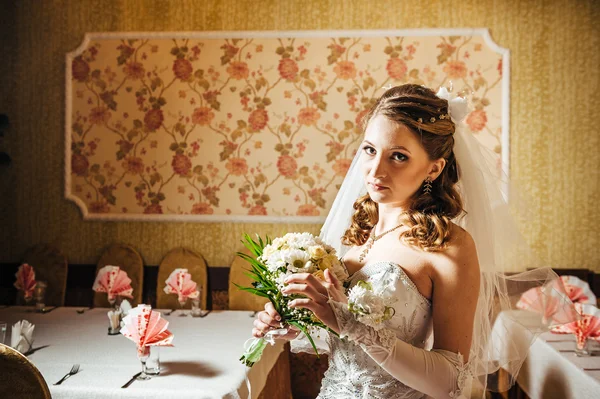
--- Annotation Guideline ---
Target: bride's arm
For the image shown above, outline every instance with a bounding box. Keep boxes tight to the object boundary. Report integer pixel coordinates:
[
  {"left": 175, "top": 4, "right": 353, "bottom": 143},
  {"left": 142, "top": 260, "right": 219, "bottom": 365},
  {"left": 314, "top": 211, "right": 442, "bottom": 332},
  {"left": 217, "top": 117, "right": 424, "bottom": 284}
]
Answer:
[{"left": 284, "top": 233, "right": 480, "bottom": 399}]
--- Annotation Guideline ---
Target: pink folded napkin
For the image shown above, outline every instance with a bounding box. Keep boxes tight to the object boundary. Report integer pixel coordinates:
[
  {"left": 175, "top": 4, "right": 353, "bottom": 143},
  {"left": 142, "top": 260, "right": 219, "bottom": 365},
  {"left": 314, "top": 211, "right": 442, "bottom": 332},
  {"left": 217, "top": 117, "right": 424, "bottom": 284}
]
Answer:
[
  {"left": 92, "top": 265, "right": 134, "bottom": 301},
  {"left": 560, "top": 275, "right": 596, "bottom": 305},
  {"left": 14, "top": 264, "right": 37, "bottom": 301},
  {"left": 516, "top": 284, "right": 578, "bottom": 326},
  {"left": 121, "top": 305, "right": 174, "bottom": 356},
  {"left": 551, "top": 303, "right": 600, "bottom": 349},
  {"left": 163, "top": 268, "right": 200, "bottom": 304}
]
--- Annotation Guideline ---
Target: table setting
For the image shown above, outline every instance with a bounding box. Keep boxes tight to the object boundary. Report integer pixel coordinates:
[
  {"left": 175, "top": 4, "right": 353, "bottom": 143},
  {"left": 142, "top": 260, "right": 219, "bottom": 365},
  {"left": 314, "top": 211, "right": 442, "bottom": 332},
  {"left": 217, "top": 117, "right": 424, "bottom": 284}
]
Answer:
[
  {"left": 501, "top": 274, "right": 600, "bottom": 398},
  {"left": 0, "top": 263, "right": 284, "bottom": 399}
]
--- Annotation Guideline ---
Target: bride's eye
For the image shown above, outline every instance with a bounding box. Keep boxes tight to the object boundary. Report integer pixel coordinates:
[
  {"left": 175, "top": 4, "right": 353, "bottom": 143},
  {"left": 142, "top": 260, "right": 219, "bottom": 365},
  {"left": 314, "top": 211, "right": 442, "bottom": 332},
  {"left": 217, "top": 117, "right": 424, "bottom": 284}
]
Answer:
[
  {"left": 362, "top": 145, "right": 376, "bottom": 155},
  {"left": 391, "top": 152, "right": 408, "bottom": 162}
]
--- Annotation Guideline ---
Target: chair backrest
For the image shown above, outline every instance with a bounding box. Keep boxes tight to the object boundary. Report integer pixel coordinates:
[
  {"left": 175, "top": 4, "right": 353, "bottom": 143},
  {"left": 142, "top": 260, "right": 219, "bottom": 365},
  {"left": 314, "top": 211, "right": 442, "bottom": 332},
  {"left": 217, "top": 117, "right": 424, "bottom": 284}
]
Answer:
[
  {"left": 156, "top": 247, "right": 208, "bottom": 310},
  {"left": 21, "top": 243, "right": 68, "bottom": 306},
  {"left": 229, "top": 247, "right": 268, "bottom": 311},
  {"left": 93, "top": 243, "right": 144, "bottom": 307},
  {"left": 0, "top": 343, "right": 51, "bottom": 399}
]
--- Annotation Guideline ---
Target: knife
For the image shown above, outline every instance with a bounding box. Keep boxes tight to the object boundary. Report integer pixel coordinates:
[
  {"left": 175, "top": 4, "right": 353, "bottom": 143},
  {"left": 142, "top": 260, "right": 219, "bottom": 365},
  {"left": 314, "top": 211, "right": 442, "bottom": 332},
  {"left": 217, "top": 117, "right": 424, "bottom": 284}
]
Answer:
[{"left": 121, "top": 372, "right": 142, "bottom": 388}]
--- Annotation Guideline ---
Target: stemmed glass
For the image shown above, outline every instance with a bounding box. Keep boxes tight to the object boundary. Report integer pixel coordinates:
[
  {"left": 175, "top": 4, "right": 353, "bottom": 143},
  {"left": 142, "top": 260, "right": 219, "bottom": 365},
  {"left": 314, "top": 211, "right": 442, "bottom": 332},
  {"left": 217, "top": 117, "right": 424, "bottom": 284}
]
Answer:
[
  {"left": 19, "top": 291, "right": 33, "bottom": 307},
  {"left": 33, "top": 281, "right": 47, "bottom": 313},
  {"left": 108, "top": 295, "right": 122, "bottom": 311},
  {"left": 178, "top": 297, "right": 188, "bottom": 317},
  {"left": 136, "top": 347, "right": 152, "bottom": 381}
]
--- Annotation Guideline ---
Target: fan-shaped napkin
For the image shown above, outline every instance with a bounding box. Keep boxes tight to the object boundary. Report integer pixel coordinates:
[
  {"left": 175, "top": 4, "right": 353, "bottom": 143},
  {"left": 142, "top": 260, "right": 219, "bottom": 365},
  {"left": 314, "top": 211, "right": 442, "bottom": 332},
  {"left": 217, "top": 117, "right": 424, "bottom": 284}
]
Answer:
[
  {"left": 516, "top": 285, "right": 578, "bottom": 326},
  {"left": 121, "top": 304, "right": 174, "bottom": 355},
  {"left": 551, "top": 303, "right": 600, "bottom": 349},
  {"left": 14, "top": 264, "right": 37, "bottom": 300},
  {"left": 92, "top": 265, "right": 134, "bottom": 301},
  {"left": 164, "top": 268, "right": 200, "bottom": 303},
  {"left": 560, "top": 275, "right": 596, "bottom": 305}
]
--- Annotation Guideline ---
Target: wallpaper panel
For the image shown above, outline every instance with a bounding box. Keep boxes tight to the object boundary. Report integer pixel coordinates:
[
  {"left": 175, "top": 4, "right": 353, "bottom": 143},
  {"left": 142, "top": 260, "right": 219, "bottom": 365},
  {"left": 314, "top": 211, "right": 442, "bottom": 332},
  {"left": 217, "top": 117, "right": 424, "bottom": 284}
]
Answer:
[
  {"left": 0, "top": 0, "right": 597, "bottom": 272},
  {"left": 66, "top": 31, "right": 505, "bottom": 221}
]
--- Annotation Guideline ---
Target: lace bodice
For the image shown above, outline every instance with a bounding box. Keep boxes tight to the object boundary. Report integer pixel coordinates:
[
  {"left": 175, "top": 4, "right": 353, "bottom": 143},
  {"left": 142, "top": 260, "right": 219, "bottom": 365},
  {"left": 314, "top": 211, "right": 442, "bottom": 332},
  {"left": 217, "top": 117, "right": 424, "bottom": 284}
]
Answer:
[{"left": 318, "top": 261, "right": 435, "bottom": 399}]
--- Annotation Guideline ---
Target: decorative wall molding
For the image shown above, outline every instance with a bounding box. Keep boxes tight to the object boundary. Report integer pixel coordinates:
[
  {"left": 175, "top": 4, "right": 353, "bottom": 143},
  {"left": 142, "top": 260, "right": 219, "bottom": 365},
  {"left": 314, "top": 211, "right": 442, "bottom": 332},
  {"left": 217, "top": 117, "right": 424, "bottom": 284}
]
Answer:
[{"left": 65, "top": 29, "right": 509, "bottom": 222}]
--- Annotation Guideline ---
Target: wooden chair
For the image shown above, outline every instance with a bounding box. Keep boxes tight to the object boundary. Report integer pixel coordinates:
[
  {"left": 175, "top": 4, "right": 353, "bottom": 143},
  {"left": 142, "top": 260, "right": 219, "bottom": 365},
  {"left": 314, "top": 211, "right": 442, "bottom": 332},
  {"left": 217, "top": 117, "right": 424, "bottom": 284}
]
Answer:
[
  {"left": 228, "top": 247, "right": 268, "bottom": 311},
  {"left": 93, "top": 243, "right": 144, "bottom": 307},
  {"left": 156, "top": 247, "right": 208, "bottom": 310},
  {"left": 20, "top": 244, "right": 68, "bottom": 306},
  {"left": 0, "top": 343, "right": 51, "bottom": 399}
]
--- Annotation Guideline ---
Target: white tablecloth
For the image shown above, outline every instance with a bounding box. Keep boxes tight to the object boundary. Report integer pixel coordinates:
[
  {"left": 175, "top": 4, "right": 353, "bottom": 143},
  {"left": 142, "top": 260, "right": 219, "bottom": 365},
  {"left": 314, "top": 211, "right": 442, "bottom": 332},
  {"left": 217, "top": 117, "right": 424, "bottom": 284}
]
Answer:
[
  {"left": 0, "top": 307, "right": 283, "bottom": 399},
  {"left": 516, "top": 332, "right": 600, "bottom": 399},
  {"left": 493, "top": 311, "right": 600, "bottom": 398}
]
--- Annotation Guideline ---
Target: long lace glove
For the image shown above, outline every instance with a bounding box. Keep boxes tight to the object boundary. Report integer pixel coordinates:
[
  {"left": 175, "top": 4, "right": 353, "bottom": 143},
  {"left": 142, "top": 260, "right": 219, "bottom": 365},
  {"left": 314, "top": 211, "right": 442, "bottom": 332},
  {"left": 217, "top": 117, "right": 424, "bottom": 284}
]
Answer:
[{"left": 329, "top": 299, "right": 473, "bottom": 399}]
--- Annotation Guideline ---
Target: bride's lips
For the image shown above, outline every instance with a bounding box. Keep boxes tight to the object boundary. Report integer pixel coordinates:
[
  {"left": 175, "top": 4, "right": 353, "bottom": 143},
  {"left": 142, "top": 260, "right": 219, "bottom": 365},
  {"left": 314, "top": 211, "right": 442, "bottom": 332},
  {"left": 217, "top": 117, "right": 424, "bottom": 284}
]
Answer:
[{"left": 368, "top": 182, "right": 388, "bottom": 191}]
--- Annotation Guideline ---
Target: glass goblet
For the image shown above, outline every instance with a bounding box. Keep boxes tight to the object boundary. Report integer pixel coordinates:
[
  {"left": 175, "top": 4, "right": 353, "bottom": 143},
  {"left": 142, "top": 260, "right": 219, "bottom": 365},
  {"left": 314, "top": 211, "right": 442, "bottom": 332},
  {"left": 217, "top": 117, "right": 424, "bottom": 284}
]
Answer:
[
  {"left": 20, "top": 291, "right": 33, "bottom": 307},
  {"left": 33, "top": 281, "right": 47, "bottom": 313},
  {"left": 178, "top": 298, "right": 188, "bottom": 317},
  {"left": 575, "top": 337, "right": 592, "bottom": 357},
  {"left": 136, "top": 347, "right": 152, "bottom": 381},
  {"left": 191, "top": 297, "right": 202, "bottom": 317},
  {"left": 108, "top": 295, "right": 122, "bottom": 311}
]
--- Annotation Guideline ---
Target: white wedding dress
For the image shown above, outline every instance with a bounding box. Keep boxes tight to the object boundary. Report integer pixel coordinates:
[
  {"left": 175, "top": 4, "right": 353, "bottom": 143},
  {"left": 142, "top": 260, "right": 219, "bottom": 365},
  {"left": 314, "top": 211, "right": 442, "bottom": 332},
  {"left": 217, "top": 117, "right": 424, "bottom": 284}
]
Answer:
[{"left": 314, "top": 261, "right": 471, "bottom": 399}]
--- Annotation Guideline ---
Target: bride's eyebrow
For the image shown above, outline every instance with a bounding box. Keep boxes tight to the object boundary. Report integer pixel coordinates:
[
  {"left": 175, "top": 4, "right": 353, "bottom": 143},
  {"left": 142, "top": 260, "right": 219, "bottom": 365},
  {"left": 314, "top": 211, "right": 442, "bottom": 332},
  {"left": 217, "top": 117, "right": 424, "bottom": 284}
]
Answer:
[{"left": 362, "top": 140, "right": 412, "bottom": 154}]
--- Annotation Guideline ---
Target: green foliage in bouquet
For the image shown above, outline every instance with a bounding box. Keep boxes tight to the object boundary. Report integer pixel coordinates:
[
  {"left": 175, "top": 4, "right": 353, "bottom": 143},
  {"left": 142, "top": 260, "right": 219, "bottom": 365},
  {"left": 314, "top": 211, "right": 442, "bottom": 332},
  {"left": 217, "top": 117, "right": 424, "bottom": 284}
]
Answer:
[{"left": 235, "top": 233, "right": 339, "bottom": 367}]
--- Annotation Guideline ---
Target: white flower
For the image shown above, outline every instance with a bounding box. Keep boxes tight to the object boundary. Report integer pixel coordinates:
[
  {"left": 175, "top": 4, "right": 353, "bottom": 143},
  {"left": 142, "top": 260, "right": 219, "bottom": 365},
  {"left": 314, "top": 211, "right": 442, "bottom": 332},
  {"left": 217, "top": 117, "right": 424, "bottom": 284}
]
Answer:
[
  {"left": 263, "top": 251, "right": 286, "bottom": 273},
  {"left": 281, "top": 249, "right": 311, "bottom": 273},
  {"left": 348, "top": 280, "right": 396, "bottom": 330},
  {"left": 262, "top": 243, "right": 277, "bottom": 258},
  {"left": 283, "top": 232, "right": 319, "bottom": 250}
]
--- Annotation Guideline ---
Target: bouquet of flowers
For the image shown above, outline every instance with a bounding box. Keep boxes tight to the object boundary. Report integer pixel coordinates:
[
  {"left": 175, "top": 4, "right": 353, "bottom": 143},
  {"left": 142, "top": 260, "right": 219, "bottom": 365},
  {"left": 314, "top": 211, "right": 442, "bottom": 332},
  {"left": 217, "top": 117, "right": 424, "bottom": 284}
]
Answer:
[{"left": 236, "top": 232, "right": 348, "bottom": 367}]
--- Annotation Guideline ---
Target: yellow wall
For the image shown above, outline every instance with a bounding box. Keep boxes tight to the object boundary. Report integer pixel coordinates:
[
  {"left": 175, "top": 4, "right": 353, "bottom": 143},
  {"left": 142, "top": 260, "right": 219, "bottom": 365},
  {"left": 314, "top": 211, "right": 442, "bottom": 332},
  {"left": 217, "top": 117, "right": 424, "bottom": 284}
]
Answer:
[{"left": 1, "top": 0, "right": 598, "bottom": 270}]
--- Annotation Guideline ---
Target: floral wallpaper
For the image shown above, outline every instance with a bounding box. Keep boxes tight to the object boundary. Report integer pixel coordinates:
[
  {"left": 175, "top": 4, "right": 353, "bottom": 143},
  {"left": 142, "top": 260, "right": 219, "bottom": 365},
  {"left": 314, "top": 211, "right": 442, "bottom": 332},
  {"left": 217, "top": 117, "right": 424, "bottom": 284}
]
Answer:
[{"left": 66, "top": 31, "right": 507, "bottom": 221}]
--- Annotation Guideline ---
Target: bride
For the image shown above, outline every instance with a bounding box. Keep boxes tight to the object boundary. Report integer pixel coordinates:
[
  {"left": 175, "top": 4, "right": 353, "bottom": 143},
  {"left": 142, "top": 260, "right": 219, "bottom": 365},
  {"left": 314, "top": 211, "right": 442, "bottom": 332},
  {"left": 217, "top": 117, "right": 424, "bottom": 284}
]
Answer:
[{"left": 251, "top": 84, "right": 571, "bottom": 398}]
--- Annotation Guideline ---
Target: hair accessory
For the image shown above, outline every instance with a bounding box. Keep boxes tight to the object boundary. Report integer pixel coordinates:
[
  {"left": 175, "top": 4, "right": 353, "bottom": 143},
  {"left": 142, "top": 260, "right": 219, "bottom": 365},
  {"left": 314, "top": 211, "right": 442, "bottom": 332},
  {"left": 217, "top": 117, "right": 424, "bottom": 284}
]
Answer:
[{"left": 436, "top": 87, "right": 469, "bottom": 123}]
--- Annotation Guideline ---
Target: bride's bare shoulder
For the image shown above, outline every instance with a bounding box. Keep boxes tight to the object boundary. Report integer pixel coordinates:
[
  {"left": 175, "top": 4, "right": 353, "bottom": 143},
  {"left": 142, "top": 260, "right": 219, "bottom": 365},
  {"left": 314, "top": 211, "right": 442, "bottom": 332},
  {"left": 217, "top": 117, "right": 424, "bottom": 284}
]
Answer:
[{"left": 429, "top": 222, "right": 479, "bottom": 276}]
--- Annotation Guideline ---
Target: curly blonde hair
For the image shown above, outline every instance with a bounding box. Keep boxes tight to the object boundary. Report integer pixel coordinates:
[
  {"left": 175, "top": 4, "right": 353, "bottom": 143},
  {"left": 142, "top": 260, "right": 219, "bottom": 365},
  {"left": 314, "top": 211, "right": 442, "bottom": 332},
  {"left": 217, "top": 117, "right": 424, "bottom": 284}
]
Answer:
[{"left": 341, "top": 84, "right": 465, "bottom": 251}]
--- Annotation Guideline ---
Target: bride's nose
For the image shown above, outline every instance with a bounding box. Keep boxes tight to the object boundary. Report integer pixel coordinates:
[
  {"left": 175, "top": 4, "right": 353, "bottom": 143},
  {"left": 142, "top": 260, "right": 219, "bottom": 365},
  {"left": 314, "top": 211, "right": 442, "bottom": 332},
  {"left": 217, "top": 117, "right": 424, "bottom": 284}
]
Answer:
[{"left": 367, "top": 155, "right": 387, "bottom": 179}]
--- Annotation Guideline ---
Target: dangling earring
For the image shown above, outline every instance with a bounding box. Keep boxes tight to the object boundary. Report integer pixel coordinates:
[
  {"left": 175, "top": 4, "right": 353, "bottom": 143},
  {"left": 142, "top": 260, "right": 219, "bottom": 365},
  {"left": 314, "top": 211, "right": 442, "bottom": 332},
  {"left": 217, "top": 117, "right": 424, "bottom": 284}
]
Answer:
[{"left": 422, "top": 177, "right": 433, "bottom": 194}]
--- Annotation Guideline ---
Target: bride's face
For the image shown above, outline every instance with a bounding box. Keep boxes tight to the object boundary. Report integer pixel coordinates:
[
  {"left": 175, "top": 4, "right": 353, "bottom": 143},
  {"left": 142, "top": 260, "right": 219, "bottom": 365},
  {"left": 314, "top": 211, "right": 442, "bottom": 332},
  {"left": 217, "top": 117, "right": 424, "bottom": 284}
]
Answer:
[{"left": 361, "top": 114, "right": 437, "bottom": 206}]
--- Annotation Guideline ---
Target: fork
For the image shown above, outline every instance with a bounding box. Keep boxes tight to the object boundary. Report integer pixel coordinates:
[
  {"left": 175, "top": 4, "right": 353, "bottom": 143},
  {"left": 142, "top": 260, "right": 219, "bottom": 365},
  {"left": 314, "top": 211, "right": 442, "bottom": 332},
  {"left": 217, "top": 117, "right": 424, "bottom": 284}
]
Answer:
[
  {"left": 54, "top": 364, "right": 80, "bottom": 385},
  {"left": 164, "top": 309, "right": 177, "bottom": 316}
]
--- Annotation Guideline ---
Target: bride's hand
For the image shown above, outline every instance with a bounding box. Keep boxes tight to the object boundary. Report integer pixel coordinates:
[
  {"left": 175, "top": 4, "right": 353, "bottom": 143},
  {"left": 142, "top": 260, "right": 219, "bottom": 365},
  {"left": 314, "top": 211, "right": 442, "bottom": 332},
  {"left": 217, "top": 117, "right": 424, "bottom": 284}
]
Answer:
[
  {"left": 252, "top": 301, "right": 300, "bottom": 340},
  {"left": 282, "top": 269, "right": 347, "bottom": 334}
]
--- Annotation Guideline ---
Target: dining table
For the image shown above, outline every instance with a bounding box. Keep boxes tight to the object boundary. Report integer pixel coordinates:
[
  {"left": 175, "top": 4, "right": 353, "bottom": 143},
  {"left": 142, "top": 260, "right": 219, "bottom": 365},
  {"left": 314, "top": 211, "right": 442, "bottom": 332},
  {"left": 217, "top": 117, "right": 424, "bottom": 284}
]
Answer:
[
  {"left": 0, "top": 306, "right": 285, "bottom": 399},
  {"left": 514, "top": 331, "right": 600, "bottom": 399},
  {"left": 492, "top": 310, "right": 600, "bottom": 399}
]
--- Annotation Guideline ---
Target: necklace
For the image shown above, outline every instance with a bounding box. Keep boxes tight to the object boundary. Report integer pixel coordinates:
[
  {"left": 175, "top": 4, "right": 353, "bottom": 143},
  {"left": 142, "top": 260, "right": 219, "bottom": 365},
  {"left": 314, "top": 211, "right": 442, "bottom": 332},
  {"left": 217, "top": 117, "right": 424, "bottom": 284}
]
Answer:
[{"left": 358, "top": 223, "right": 403, "bottom": 263}]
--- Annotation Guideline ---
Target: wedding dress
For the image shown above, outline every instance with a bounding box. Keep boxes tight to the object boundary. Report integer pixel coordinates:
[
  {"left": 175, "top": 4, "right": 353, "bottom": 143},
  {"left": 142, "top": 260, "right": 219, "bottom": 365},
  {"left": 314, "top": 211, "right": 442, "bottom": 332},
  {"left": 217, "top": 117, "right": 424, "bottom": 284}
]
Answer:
[
  {"left": 288, "top": 86, "right": 576, "bottom": 398},
  {"left": 316, "top": 261, "right": 470, "bottom": 399}
]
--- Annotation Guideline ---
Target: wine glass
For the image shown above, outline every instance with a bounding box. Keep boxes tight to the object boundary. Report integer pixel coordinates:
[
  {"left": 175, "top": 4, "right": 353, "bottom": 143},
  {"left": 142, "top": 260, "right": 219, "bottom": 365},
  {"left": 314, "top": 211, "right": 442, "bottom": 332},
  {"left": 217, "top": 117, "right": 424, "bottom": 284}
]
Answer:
[
  {"left": 108, "top": 295, "right": 121, "bottom": 311},
  {"left": 136, "top": 347, "right": 152, "bottom": 381},
  {"left": 33, "top": 281, "right": 47, "bottom": 313},
  {"left": 19, "top": 290, "right": 33, "bottom": 307},
  {"left": 178, "top": 297, "right": 188, "bottom": 317}
]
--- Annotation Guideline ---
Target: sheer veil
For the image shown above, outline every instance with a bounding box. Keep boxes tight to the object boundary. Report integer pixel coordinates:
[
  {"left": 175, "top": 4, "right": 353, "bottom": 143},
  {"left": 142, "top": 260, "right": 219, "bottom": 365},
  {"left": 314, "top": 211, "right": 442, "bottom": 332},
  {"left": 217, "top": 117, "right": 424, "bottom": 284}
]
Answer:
[{"left": 317, "top": 85, "right": 577, "bottom": 395}]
